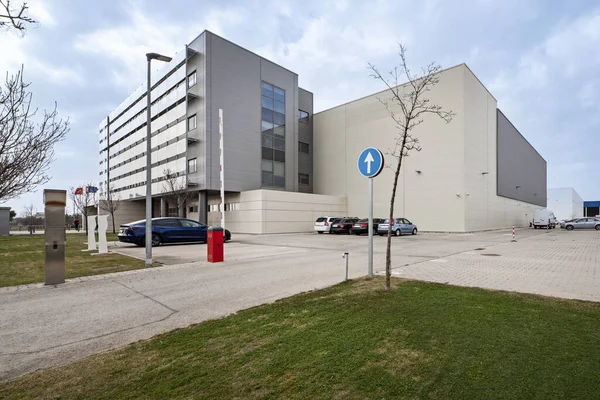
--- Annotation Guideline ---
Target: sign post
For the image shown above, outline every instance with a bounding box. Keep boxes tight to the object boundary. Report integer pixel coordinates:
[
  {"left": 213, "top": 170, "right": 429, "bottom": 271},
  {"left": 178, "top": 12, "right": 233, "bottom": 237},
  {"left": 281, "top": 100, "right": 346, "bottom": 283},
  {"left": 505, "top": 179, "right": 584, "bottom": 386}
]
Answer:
[{"left": 357, "top": 147, "right": 384, "bottom": 278}]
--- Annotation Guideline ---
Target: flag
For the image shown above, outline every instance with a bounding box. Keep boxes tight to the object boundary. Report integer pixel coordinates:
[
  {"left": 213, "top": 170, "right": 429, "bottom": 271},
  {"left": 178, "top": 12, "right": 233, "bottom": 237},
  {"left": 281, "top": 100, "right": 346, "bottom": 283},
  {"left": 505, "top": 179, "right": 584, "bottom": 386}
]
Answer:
[
  {"left": 74, "top": 187, "right": 83, "bottom": 195},
  {"left": 86, "top": 186, "right": 98, "bottom": 194}
]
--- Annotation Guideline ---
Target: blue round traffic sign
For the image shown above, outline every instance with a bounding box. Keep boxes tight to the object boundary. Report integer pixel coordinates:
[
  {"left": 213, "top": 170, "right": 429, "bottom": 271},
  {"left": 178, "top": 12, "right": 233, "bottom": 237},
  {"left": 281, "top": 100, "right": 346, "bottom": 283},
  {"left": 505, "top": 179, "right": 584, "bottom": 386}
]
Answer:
[{"left": 357, "top": 147, "right": 384, "bottom": 178}]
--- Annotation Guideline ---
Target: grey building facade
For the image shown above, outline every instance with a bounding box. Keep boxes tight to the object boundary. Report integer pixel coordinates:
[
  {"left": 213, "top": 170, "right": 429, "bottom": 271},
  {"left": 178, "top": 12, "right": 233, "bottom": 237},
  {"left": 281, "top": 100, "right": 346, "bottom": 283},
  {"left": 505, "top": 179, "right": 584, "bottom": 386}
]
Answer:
[{"left": 99, "top": 31, "right": 314, "bottom": 224}]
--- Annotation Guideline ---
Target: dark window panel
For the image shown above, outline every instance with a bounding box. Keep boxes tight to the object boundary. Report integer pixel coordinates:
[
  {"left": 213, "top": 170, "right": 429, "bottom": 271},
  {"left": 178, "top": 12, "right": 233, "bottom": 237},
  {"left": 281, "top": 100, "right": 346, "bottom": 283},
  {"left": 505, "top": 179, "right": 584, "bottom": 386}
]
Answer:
[
  {"left": 273, "top": 175, "right": 285, "bottom": 187},
  {"left": 262, "top": 171, "right": 273, "bottom": 186},
  {"left": 261, "top": 82, "right": 273, "bottom": 97},
  {"left": 261, "top": 134, "right": 273, "bottom": 148},
  {"left": 274, "top": 112, "right": 285, "bottom": 126},
  {"left": 262, "top": 108, "right": 274, "bottom": 123},
  {"left": 274, "top": 87, "right": 285, "bottom": 103},
  {"left": 262, "top": 96, "right": 274, "bottom": 110},
  {"left": 262, "top": 147, "right": 274, "bottom": 160},
  {"left": 274, "top": 149, "right": 285, "bottom": 162},
  {"left": 274, "top": 100, "right": 285, "bottom": 114},
  {"left": 274, "top": 137, "right": 285, "bottom": 151},
  {"left": 274, "top": 125, "right": 285, "bottom": 137}
]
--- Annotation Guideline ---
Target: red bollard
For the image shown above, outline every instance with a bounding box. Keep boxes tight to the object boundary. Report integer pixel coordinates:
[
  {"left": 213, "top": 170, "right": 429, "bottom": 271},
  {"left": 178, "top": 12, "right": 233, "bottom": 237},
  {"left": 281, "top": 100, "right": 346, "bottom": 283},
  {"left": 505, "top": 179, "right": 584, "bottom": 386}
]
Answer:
[
  {"left": 512, "top": 225, "right": 516, "bottom": 242},
  {"left": 207, "top": 226, "right": 224, "bottom": 263}
]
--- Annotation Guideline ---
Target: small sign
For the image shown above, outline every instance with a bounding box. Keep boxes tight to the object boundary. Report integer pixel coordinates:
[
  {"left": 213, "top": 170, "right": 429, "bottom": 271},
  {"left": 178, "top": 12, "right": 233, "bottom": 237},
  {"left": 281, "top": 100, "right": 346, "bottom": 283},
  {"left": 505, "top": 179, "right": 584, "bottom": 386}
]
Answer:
[{"left": 357, "top": 147, "right": 384, "bottom": 178}]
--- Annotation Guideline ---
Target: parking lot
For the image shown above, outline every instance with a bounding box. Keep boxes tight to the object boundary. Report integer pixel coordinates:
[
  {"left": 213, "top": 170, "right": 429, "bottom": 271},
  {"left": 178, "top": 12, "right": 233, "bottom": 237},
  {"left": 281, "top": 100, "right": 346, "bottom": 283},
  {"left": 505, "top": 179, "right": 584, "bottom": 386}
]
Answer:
[{"left": 110, "top": 227, "right": 600, "bottom": 301}]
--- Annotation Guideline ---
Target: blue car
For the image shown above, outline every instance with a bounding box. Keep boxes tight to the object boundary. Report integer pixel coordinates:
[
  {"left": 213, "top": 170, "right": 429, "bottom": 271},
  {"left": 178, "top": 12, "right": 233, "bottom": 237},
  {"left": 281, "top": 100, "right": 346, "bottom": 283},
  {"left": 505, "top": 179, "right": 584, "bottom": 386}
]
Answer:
[
  {"left": 377, "top": 218, "right": 417, "bottom": 236},
  {"left": 118, "top": 217, "right": 231, "bottom": 247}
]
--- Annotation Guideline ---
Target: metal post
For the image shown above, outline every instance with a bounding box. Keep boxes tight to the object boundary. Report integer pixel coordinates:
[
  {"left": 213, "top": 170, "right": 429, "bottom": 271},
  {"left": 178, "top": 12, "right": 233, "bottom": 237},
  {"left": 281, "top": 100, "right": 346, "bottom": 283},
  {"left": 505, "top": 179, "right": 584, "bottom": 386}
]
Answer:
[
  {"left": 343, "top": 252, "right": 349, "bottom": 281},
  {"left": 368, "top": 177, "right": 373, "bottom": 278},
  {"left": 145, "top": 57, "right": 153, "bottom": 266},
  {"left": 219, "top": 109, "right": 225, "bottom": 229}
]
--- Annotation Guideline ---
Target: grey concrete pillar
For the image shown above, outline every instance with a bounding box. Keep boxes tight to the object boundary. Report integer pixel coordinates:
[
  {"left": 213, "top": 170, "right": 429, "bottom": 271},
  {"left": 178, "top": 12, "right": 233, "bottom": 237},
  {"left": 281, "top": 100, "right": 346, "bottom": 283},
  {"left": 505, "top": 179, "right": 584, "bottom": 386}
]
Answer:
[
  {"left": 198, "top": 191, "right": 207, "bottom": 224},
  {"left": 0, "top": 207, "right": 10, "bottom": 236},
  {"left": 160, "top": 197, "right": 167, "bottom": 217}
]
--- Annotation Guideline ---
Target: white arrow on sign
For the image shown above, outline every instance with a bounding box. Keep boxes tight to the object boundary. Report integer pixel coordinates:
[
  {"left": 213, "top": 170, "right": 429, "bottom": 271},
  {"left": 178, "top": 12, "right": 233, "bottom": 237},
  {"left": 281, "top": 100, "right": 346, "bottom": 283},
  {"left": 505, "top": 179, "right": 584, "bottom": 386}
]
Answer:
[{"left": 364, "top": 151, "right": 374, "bottom": 174}]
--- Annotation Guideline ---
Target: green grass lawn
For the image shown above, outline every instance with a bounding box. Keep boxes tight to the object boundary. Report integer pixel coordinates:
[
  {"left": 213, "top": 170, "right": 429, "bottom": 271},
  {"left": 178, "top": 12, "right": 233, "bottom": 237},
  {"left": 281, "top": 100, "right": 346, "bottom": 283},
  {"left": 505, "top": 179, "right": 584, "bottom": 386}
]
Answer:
[
  {"left": 0, "top": 233, "right": 158, "bottom": 287},
  {"left": 1, "top": 278, "right": 599, "bottom": 399}
]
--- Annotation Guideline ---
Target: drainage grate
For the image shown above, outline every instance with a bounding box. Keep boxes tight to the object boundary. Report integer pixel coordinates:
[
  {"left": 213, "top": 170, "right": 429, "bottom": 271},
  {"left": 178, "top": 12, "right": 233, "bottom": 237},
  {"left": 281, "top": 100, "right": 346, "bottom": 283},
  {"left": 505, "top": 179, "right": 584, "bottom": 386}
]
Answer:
[
  {"left": 481, "top": 253, "right": 501, "bottom": 257},
  {"left": 92, "top": 265, "right": 122, "bottom": 271}
]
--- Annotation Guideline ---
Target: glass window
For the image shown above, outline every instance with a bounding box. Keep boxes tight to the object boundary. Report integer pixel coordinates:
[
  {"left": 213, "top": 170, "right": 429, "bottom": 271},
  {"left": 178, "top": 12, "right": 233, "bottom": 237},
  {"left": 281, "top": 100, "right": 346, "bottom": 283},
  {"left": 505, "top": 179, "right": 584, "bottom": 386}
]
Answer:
[
  {"left": 261, "top": 120, "right": 273, "bottom": 133},
  {"left": 188, "top": 158, "right": 197, "bottom": 173},
  {"left": 274, "top": 101, "right": 285, "bottom": 114},
  {"left": 274, "top": 125, "right": 285, "bottom": 137},
  {"left": 262, "top": 108, "right": 273, "bottom": 123},
  {"left": 274, "top": 137, "right": 285, "bottom": 151},
  {"left": 274, "top": 150, "right": 285, "bottom": 162},
  {"left": 262, "top": 147, "right": 273, "bottom": 160},
  {"left": 181, "top": 219, "right": 203, "bottom": 227},
  {"left": 188, "top": 114, "right": 197, "bottom": 131},
  {"left": 273, "top": 176, "right": 285, "bottom": 187},
  {"left": 262, "top": 171, "right": 273, "bottom": 186},
  {"left": 298, "top": 110, "right": 309, "bottom": 123},
  {"left": 274, "top": 87, "right": 285, "bottom": 103},
  {"left": 188, "top": 71, "right": 197, "bottom": 88},
  {"left": 274, "top": 112, "right": 285, "bottom": 126},
  {"left": 261, "top": 82, "right": 273, "bottom": 97},
  {"left": 273, "top": 161, "right": 285, "bottom": 177},
  {"left": 262, "top": 96, "right": 274, "bottom": 110},
  {"left": 298, "top": 173, "right": 309, "bottom": 185},
  {"left": 261, "top": 159, "right": 273, "bottom": 172},
  {"left": 154, "top": 219, "right": 180, "bottom": 227},
  {"left": 261, "top": 134, "right": 273, "bottom": 148},
  {"left": 299, "top": 142, "right": 309, "bottom": 154}
]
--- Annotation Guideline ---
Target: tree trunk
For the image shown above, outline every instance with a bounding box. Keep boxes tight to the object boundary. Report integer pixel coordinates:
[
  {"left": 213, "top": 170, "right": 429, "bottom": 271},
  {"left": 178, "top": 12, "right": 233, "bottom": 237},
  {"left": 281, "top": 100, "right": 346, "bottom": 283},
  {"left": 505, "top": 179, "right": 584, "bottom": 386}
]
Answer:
[{"left": 111, "top": 211, "right": 116, "bottom": 234}]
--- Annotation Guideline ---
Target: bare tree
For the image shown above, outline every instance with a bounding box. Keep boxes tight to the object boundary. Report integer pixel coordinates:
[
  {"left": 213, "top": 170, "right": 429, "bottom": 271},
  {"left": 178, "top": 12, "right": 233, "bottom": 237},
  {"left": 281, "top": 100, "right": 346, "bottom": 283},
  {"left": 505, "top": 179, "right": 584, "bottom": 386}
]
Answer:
[
  {"left": 368, "top": 44, "right": 454, "bottom": 292},
  {"left": 21, "top": 203, "right": 34, "bottom": 232},
  {"left": 0, "top": 67, "right": 70, "bottom": 202},
  {"left": 100, "top": 184, "right": 122, "bottom": 233},
  {"left": 69, "top": 185, "right": 94, "bottom": 233},
  {"left": 161, "top": 169, "right": 190, "bottom": 217},
  {"left": 0, "top": 1, "right": 36, "bottom": 34}
]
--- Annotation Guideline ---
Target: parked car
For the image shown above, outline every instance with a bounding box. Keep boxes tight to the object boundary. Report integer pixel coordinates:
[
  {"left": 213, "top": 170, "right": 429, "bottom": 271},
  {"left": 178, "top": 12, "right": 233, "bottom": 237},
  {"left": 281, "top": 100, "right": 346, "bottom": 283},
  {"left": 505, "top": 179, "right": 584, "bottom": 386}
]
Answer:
[
  {"left": 330, "top": 218, "right": 359, "bottom": 234},
  {"left": 563, "top": 217, "right": 600, "bottom": 231},
  {"left": 560, "top": 219, "right": 575, "bottom": 229},
  {"left": 350, "top": 218, "right": 384, "bottom": 235},
  {"left": 118, "top": 217, "right": 231, "bottom": 247},
  {"left": 533, "top": 209, "right": 557, "bottom": 229},
  {"left": 314, "top": 216, "right": 343, "bottom": 234},
  {"left": 377, "top": 218, "right": 417, "bottom": 236}
]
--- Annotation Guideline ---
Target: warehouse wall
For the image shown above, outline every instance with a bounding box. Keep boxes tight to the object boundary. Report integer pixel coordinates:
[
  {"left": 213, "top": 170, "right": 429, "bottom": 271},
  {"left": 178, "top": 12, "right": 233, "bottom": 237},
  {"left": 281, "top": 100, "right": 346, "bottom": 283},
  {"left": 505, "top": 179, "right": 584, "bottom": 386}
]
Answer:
[
  {"left": 314, "top": 64, "right": 467, "bottom": 231},
  {"left": 547, "top": 188, "right": 584, "bottom": 220},
  {"left": 463, "top": 67, "right": 540, "bottom": 230}
]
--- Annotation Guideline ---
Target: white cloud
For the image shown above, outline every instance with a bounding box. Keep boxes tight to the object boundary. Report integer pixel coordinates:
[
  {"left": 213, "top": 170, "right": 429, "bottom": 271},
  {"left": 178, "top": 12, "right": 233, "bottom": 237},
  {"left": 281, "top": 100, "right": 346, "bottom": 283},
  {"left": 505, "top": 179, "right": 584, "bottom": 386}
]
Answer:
[{"left": 28, "top": 0, "right": 57, "bottom": 27}]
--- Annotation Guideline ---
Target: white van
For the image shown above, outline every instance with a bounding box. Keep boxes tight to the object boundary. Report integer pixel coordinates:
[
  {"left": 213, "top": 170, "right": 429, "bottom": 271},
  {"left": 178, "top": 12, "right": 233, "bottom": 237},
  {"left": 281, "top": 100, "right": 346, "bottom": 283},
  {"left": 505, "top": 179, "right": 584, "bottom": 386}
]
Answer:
[{"left": 533, "top": 209, "right": 557, "bottom": 229}]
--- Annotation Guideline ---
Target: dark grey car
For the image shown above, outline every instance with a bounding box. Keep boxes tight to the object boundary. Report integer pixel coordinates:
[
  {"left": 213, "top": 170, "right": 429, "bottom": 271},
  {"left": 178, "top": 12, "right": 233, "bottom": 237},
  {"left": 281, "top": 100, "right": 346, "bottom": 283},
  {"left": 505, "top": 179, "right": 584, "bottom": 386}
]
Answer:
[{"left": 564, "top": 217, "right": 600, "bottom": 231}]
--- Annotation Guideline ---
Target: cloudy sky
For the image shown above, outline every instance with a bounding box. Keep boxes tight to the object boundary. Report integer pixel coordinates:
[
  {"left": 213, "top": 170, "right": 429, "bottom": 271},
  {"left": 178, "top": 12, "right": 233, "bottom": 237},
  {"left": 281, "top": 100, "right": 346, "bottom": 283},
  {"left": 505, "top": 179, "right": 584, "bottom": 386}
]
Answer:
[{"left": 2, "top": 0, "right": 599, "bottom": 214}]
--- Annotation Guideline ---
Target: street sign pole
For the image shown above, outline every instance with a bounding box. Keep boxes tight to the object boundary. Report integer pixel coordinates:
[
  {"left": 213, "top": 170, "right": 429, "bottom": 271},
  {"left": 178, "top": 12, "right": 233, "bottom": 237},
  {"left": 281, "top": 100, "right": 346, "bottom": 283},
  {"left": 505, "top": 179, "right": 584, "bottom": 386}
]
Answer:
[
  {"left": 357, "top": 147, "right": 384, "bottom": 280},
  {"left": 368, "top": 177, "right": 374, "bottom": 278}
]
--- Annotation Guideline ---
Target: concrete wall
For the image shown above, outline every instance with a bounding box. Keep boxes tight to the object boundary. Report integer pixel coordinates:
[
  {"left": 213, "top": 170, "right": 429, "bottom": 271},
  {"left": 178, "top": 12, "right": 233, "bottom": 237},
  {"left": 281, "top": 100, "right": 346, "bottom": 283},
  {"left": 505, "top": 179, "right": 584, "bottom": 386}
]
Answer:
[
  {"left": 0, "top": 207, "right": 9, "bottom": 236},
  {"left": 314, "top": 64, "right": 467, "bottom": 231},
  {"left": 205, "top": 32, "right": 299, "bottom": 193},
  {"left": 463, "top": 67, "right": 540, "bottom": 230},
  {"left": 547, "top": 188, "right": 584, "bottom": 220},
  {"left": 207, "top": 189, "right": 346, "bottom": 233},
  {"left": 497, "top": 109, "right": 547, "bottom": 207}
]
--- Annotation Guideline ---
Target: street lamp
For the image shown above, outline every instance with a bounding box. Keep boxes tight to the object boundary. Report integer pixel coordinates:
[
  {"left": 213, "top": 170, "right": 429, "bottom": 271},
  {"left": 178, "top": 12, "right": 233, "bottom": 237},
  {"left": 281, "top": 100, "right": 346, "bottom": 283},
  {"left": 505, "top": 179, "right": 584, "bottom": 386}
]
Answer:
[{"left": 145, "top": 52, "right": 172, "bottom": 267}]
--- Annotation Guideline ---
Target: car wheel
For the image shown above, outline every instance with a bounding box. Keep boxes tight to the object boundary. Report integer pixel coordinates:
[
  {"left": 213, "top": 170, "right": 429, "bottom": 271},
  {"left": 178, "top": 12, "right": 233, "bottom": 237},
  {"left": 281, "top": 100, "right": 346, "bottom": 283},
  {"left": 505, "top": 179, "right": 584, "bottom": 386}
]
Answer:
[
  {"left": 394, "top": 229, "right": 401, "bottom": 237},
  {"left": 534, "top": 225, "right": 537, "bottom": 229},
  {"left": 566, "top": 225, "right": 574, "bottom": 231},
  {"left": 151, "top": 234, "right": 162, "bottom": 247},
  {"left": 595, "top": 225, "right": 600, "bottom": 231},
  {"left": 412, "top": 228, "right": 417, "bottom": 235},
  {"left": 317, "top": 231, "right": 323, "bottom": 234}
]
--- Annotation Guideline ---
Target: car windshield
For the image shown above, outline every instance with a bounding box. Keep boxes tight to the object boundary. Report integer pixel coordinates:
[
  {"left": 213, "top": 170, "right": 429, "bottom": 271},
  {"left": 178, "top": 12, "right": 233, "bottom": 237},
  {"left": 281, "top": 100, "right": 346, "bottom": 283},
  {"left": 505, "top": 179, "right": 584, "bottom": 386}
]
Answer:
[
  {"left": 358, "top": 219, "right": 368, "bottom": 223},
  {"left": 316, "top": 217, "right": 326, "bottom": 222}
]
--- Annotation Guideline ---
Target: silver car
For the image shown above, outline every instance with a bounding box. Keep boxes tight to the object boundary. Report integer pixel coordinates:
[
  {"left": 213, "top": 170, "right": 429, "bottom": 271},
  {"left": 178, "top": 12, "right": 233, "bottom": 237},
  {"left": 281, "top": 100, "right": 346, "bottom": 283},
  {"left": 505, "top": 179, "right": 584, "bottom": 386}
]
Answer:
[
  {"left": 564, "top": 217, "right": 600, "bottom": 231},
  {"left": 377, "top": 218, "right": 418, "bottom": 236}
]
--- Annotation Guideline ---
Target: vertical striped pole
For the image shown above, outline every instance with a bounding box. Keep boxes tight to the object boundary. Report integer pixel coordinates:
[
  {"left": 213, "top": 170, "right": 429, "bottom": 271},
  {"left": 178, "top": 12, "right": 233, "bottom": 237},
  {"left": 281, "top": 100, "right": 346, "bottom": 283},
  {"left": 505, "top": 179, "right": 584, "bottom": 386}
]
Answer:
[
  {"left": 219, "top": 109, "right": 225, "bottom": 230},
  {"left": 512, "top": 225, "right": 516, "bottom": 242}
]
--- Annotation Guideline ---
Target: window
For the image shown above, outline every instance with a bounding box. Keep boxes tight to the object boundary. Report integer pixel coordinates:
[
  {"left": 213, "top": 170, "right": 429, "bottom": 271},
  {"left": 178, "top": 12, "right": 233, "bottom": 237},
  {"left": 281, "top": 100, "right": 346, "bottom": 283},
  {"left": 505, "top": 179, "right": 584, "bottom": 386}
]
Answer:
[
  {"left": 299, "top": 142, "right": 309, "bottom": 154},
  {"left": 188, "top": 114, "right": 197, "bottom": 131},
  {"left": 181, "top": 219, "right": 203, "bottom": 228},
  {"left": 188, "top": 158, "right": 197, "bottom": 173},
  {"left": 188, "top": 71, "right": 197, "bottom": 88},
  {"left": 298, "top": 110, "right": 309, "bottom": 123},
  {"left": 261, "top": 81, "right": 286, "bottom": 188},
  {"left": 168, "top": 208, "right": 178, "bottom": 217},
  {"left": 299, "top": 173, "right": 309, "bottom": 185},
  {"left": 154, "top": 219, "right": 180, "bottom": 227}
]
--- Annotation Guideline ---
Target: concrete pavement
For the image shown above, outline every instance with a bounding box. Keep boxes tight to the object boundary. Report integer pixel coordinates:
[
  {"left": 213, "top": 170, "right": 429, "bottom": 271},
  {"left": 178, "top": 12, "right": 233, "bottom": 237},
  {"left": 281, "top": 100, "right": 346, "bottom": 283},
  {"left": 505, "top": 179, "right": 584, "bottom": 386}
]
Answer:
[{"left": 1, "top": 227, "right": 598, "bottom": 381}]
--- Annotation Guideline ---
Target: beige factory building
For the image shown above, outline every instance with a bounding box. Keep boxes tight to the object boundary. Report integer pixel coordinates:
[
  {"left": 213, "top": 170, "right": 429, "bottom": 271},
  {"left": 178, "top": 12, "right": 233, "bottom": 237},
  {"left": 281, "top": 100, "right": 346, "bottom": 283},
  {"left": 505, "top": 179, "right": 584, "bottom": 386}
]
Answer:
[{"left": 312, "top": 64, "right": 546, "bottom": 232}]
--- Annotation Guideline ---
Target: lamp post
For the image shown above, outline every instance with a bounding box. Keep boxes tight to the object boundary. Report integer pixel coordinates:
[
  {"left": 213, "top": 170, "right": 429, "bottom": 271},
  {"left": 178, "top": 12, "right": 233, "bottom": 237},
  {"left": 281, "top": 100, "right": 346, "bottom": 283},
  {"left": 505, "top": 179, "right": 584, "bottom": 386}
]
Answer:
[{"left": 145, "top": 52, "right": 172, "bottom": 267}]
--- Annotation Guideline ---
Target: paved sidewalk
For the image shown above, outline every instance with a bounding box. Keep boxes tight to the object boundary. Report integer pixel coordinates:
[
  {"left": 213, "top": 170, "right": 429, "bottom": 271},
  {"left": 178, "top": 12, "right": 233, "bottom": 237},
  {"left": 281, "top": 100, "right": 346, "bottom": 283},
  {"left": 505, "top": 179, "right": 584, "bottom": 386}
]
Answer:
[{"left": 389, "top": 230, "right": 600, "bottom": 301}]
